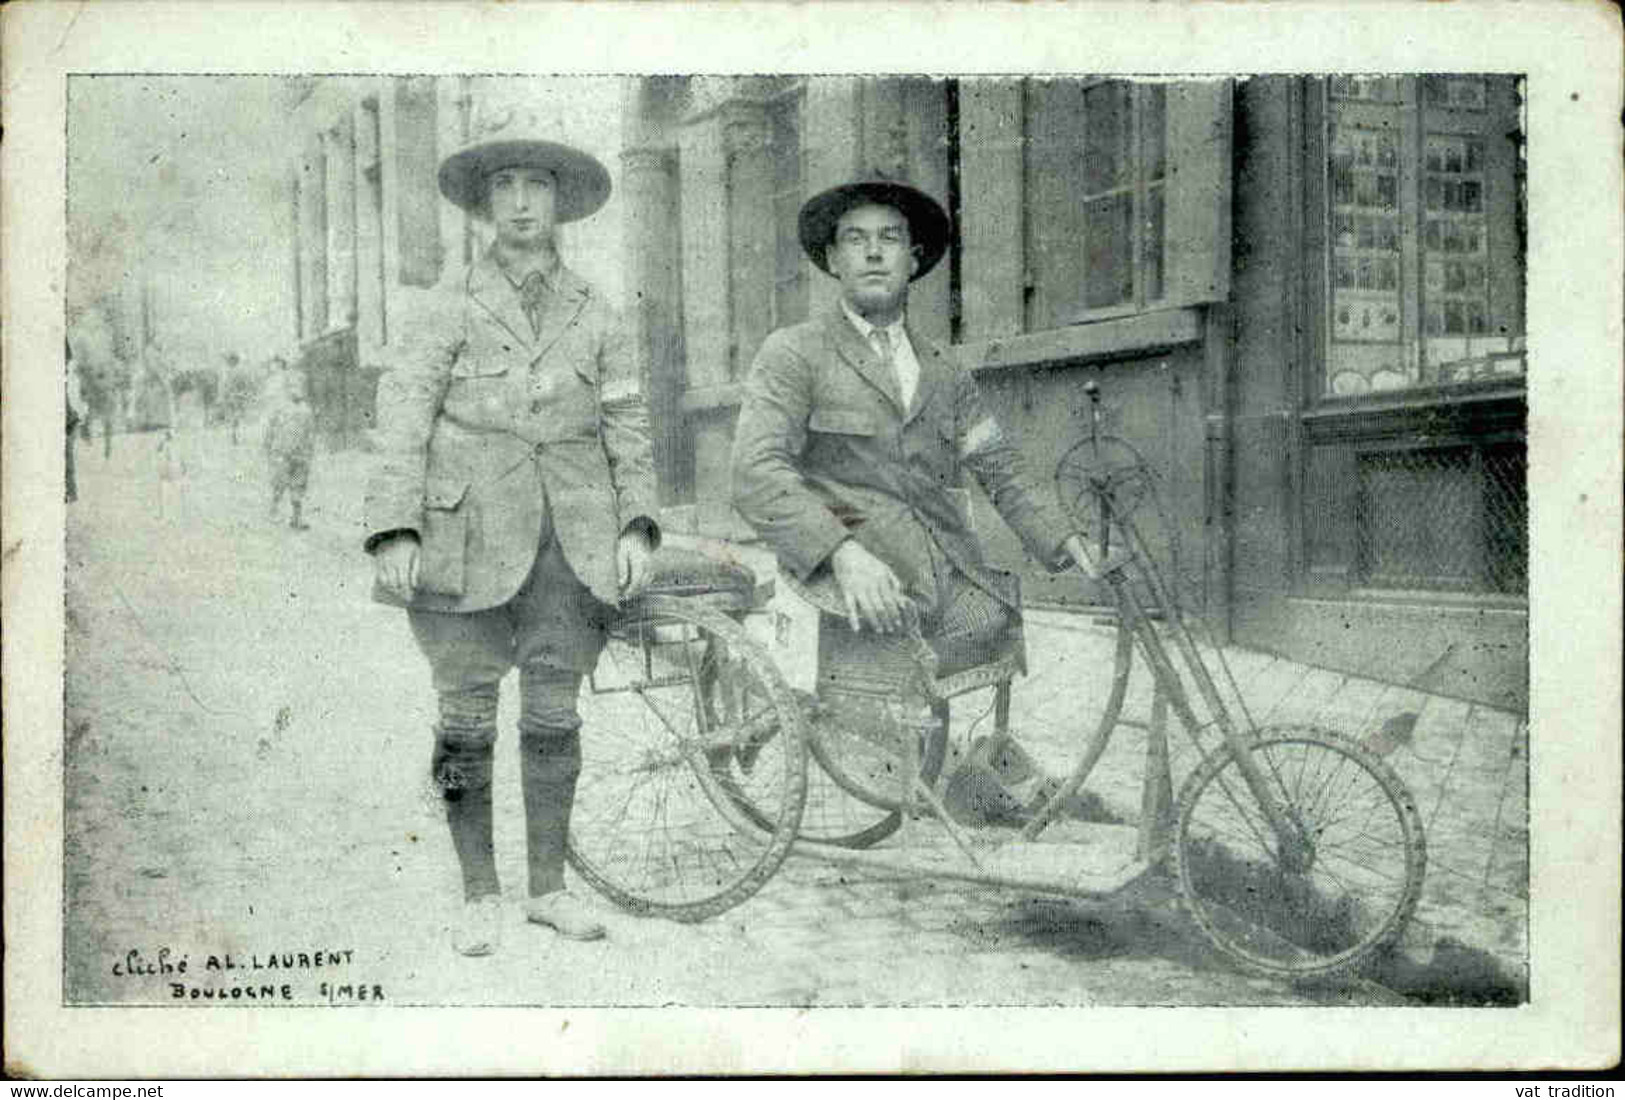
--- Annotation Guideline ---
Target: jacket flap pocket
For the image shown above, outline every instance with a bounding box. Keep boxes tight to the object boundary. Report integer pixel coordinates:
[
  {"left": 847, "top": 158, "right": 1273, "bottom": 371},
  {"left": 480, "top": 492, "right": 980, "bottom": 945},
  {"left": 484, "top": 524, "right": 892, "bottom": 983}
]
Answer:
[
  {"left": 424, "top": 478, "right": 470, "bottom": 510},
  {"left": 448, "top": 339, "right": 510, "bottom": 376},
  {"left": 450, "top": 355, "right": 511, "bottom": 379},
  {"left": 808, "top": 409, "right": 880, "bottom": 436}
]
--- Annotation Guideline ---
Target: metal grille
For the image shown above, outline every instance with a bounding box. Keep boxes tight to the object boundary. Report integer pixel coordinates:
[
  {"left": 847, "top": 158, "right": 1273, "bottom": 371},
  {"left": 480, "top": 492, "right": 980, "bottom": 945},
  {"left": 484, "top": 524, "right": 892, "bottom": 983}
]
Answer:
[
  {"left": 1480, "top": 443, "right": 1529, "bottom": 594},
  {"left": 1356, "top": 441, "right": 1527, "bottom": 595}
]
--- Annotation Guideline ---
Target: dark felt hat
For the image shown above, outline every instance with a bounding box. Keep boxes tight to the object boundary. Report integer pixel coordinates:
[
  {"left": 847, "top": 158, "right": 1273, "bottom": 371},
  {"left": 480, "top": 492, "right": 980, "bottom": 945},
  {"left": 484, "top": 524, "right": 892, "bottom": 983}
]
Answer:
[
  {"left": 798, "top": 177, "right": 951, "bottom": 281},
  {"left": 437, "top": 106, "right": 611, "bottom": 224}
]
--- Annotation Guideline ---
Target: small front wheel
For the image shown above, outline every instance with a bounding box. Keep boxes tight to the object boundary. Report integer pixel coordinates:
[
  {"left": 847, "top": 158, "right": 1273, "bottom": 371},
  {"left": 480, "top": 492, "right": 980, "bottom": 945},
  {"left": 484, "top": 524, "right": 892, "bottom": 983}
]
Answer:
[
  {"left": 568, "top": 597, "right": 808, "bottom": 923},
  {"left": 1172, "top": 725, "right": 1426, "bottom": 981}
]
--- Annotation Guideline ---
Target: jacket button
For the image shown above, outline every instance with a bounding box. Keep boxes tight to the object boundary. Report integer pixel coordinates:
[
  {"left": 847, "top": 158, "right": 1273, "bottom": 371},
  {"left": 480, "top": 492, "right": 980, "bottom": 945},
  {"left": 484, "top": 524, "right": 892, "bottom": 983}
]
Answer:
[{"left": 530, "top": 399, "right": 543, "bottom": 414}]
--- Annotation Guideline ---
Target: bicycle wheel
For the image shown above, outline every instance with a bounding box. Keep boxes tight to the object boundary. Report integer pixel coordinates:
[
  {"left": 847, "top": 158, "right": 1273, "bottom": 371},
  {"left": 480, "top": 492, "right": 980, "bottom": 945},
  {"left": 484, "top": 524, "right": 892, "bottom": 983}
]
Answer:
[
  {"left": 1172, "top": 725, "right": 1426, "bottom": 980},
  {"left": 724, "top": 695, "right": 947, "bottom": 848},
  {"left": 808, "top": 694, "right": 949, "bottom": 814},
  {"left": 567, "top": 596, "right": 807, "bottom": 923},
  {"left": 801, "top": 700, "right": 949, "bottom": 846}
]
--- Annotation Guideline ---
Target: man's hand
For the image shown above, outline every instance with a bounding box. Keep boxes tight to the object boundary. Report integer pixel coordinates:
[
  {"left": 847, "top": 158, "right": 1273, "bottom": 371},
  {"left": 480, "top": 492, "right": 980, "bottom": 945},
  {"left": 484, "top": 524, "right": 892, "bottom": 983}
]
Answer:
[
  {"left": 830, "top": 539, "right": 910, "bottom": 634},
  {"left": 1062, "top": 532, "right": 1101, "bottom": 580},
  {"left": 617, "top": 529, "right": 654, "bottom": 596},
  {"left": 374, "top": 534, "right": 420, "bottom": 598}
]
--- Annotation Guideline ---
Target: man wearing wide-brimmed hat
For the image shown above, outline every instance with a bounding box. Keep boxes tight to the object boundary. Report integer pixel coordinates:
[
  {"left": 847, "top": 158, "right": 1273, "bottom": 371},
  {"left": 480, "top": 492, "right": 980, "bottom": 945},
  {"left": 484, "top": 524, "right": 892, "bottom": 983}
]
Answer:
[
  {"left": 732, "top": 177, "right": 1095, "bottom": 798},
  {"left": 364, "top": 112, "right": 658, "bottom": 956}
]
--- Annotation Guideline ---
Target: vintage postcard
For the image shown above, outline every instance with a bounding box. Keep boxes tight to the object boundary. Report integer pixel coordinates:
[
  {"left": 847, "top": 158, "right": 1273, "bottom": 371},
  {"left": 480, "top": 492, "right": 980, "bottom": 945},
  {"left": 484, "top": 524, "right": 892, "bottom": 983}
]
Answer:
[{"left": 3, "top": 0, "right": 1620, "bottom": 1078}]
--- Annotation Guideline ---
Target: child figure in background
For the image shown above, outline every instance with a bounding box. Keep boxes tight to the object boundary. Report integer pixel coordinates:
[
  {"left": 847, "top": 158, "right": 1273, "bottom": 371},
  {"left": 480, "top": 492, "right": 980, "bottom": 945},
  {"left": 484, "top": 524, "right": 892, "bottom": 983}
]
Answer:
[
  {"left": 156, "top": 427, "right": 186, "bottom": 520},
  {"left": 264, "top": 370, "right": 315, "bottom": 531}
]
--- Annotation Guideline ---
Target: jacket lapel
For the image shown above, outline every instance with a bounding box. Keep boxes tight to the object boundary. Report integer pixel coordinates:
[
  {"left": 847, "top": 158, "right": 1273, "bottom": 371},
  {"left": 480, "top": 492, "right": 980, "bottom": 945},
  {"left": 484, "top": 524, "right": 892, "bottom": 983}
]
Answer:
[
  {"left": 825, "top": 305, "right": 903, "bottom": 412},
  {"left": 528, "top": 266, "right": 590, "bottom": 370},
  {"left": 901, "top": 321, "right": 946, "bottom": 426},
  {"left": 467, "top": 255, "right": 534, "bottom": 353}
]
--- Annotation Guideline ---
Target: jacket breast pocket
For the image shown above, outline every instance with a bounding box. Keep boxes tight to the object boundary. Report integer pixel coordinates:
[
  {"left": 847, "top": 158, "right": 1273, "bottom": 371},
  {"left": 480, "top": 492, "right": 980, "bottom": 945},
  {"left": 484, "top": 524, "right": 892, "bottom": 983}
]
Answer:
[
  {"left": 808, "top": 409, "right": 881, "bottom": 437},
  {"left": 449, "top": 353, "right": 510, "bottom": 380},
  {"left": 451, "top": 326, "right": 516, "bottom": 379},
  {"left": 418, "top": 478, "right": 471, "bottom": 597}
]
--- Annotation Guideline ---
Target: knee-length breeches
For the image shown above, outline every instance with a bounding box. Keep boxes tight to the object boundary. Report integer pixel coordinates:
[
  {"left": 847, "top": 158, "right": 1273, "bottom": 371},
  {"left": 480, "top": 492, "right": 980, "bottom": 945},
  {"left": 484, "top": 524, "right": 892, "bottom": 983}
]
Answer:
[{"left": 408, "top": 534, "right": 616, "bottom": 791}]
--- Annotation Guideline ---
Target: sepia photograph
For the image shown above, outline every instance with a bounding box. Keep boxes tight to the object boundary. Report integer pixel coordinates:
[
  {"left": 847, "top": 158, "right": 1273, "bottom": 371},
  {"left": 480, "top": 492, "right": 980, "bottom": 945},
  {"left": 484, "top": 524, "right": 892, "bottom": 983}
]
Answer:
[{"left": 4, "top": 0, "right": 1620, "bottom": 1078}]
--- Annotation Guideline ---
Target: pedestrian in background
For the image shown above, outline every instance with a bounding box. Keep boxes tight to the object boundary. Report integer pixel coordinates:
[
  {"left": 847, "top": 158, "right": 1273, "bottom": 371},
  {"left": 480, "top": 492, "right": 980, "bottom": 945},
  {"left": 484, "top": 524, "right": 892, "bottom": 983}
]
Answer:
[
  {"left": 219, "top": 351, "right": 259, "bottom": 446},
  {"left": 363, "top": 112, "right": 658, "bottom": 958},
  {"left": 264, "top": 368, "right": 315, "bottom": 530},
  {"left": 156, "top": 426, "right": 186, "bottom": 520}
]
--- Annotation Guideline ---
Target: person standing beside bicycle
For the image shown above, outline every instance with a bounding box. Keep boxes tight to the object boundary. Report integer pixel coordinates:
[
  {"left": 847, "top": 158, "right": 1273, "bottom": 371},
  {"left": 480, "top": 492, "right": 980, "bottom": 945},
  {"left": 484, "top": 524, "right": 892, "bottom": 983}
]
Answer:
[
  {"left": 731, "top": 175, "right": 1098, "bottom": 815},
  {"left": 363, "top": 112, "right": 659, "bottom": 958}
]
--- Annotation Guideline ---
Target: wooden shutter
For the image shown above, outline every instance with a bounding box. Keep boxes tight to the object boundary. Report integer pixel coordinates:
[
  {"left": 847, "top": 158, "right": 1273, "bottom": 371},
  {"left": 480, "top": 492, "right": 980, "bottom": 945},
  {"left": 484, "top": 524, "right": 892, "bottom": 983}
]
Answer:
[
  {"left": 393, "top": 77, "right": 443, "bottom": 290},
  {"left": 1162, "top": 79, "right": 1234, "bottom": 308}
]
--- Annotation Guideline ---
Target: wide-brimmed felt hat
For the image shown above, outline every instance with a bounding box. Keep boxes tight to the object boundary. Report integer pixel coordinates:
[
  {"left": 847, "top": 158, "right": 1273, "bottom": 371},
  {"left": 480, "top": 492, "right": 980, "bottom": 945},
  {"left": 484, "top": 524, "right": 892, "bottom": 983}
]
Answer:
[
  {"left": 798, "top": 177, "right": 951, "bottom": 281},
  {"left": 438, "top": 106, "right": 611, "bottom": 224}
]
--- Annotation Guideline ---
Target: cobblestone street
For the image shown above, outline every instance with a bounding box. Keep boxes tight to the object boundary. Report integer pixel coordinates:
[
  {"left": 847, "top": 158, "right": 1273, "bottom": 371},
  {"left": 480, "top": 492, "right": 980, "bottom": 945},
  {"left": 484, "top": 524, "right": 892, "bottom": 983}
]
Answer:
[{"left": 63, "top": 427, "right": 1522, "bottom": 1009}]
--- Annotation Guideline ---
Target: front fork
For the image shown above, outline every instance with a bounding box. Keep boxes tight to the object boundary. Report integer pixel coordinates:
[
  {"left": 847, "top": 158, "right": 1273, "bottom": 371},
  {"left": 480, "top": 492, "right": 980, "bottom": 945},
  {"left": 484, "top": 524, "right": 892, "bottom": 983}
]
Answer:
[{"left": 1082, "top": 484, "right": 1313, "bottom": 875}]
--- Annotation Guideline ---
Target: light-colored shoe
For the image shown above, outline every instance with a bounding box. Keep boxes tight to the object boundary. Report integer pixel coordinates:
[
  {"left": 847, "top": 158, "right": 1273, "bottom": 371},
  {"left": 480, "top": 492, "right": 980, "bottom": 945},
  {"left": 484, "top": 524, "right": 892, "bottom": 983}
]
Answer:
[
  {"left": 452, "top": 894, "right": 503, "bottom": 957},
  {"left": 525, "top": 890, "right": 607, "bottom": 941}
]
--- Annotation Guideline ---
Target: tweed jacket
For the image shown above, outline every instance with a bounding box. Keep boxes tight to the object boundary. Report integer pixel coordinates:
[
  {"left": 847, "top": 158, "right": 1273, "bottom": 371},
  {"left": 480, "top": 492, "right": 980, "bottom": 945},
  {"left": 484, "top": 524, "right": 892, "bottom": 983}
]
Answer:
[
  {"left": 731, "top": 304, "right": 1072, "bottom": 614},
  {"left": 363, "top": 252, "right": 659, "bottom": 612}
]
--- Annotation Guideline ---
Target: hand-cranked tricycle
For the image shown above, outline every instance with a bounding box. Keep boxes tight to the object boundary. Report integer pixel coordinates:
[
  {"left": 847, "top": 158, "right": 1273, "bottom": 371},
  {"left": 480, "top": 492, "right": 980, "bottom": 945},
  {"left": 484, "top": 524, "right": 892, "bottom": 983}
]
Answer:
[{"left": 564, "top": 383, "right": 1426, "bottom": 983}]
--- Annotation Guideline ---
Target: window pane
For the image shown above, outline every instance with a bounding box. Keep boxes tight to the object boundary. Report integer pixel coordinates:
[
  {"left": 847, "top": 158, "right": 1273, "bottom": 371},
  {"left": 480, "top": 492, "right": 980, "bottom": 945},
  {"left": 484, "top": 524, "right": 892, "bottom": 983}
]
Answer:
[
  {"left": 1021, "top": 79, "right": 1178, "bottom": 325},
  {"left": 1331, "top": 75, "right": 1402, "bottom": 103},
  {"left": 1325, "top": 76, "right": 1524, "bottom": 397},
  {"left": 1422, "top": 128, "right": 1496, "bottom": 381},
  {"left": 1084, "top": 193, "right": 1133, "bottom": 308},
  {"left": 1424, "top": 75, "right": 1488, "bottom": 110},
  {"left": 1327, "top": 117, "right": 1406, "bottom": 390}
]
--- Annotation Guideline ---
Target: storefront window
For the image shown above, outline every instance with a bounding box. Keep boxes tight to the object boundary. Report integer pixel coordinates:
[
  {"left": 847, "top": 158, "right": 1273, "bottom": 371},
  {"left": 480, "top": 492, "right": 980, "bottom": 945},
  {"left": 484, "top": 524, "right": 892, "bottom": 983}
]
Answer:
[{"left": 1324, "top": 75, "right": 1524, "bottom": 397}]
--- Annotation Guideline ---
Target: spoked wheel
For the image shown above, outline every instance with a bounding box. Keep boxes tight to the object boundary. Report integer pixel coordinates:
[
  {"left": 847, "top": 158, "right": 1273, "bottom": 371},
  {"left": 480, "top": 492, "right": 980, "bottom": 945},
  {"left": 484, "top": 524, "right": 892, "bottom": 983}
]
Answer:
[
  {"left": 798, "top": 700, "right": 949, "bottom": 847},
  {"left": 567, "top": 596, "right": 807, "bottom": 923},
  {"left": 1054, "top": 434, "right": 1159, "bottom": 533},
  {"left": 725, "top": 694, "right": 949, "bottom": 849},
  {"left": 1172, "top": 725, "right": 1427, "bottom": 981}
]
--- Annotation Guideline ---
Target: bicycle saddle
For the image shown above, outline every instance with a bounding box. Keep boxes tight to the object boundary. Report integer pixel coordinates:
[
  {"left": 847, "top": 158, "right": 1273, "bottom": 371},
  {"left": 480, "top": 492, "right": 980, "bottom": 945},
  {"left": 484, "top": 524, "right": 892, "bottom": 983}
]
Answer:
[{"left": 625, "top": 543, "right": 766, "bottom": 611}]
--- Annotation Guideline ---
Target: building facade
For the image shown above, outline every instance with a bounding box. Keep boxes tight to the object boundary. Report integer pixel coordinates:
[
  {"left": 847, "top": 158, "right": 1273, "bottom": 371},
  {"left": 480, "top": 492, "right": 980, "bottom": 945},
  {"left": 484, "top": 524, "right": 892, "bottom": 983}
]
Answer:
[
  {"left": 286, "top": 75, "right": 464, "bottom": 449},
  {"left": 624, "top": 75, "right": 1528, "bottom": 709},
  {"left": 283, "top": 76, "right": 624, "bottom": 449},
  {"left": 283, "top": 74, "right": 1527, "bottom": 709}
]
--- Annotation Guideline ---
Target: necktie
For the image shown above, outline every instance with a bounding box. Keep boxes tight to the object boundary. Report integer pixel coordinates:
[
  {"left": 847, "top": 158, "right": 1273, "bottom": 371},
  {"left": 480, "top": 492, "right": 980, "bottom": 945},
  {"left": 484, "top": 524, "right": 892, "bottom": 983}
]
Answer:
[
  {"left": 871, "top": 328, "right": 896, "bottom": 400},
  {"left": 520, "top": 271, "right": 548, "bottom": 338},
  {"left": 872, "top": 327, "right": 914, "bottom": 408}
]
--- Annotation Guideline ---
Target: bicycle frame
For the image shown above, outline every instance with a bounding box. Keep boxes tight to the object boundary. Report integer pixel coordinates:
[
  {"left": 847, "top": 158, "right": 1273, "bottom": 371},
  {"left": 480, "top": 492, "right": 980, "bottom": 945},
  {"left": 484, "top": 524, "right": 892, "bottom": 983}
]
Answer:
[{"left": 1059, "top": 385, "right": 1314, "bottom": 874}]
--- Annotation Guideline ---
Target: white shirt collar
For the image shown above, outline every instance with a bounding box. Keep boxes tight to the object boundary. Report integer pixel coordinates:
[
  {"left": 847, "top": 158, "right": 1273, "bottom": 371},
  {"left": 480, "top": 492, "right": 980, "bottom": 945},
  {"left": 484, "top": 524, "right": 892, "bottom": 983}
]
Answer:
[
  {"left": 840, "top": 298, "right": 920, "bottom": 408},
  {"left": 840, "top": 299, "right": 908, "bottom": 346}
]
